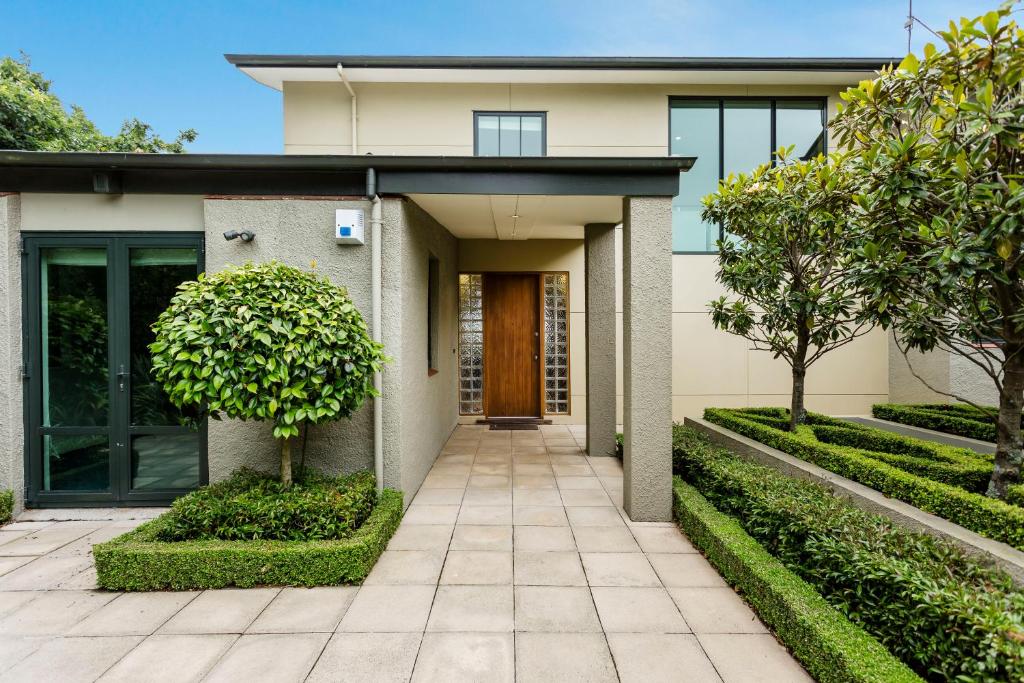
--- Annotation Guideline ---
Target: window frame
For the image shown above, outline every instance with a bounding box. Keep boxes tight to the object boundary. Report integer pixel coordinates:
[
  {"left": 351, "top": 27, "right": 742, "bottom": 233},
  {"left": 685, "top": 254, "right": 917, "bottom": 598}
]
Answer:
[
  {"left": 473, "top": 111, "right": 548, "bottom": 157},
  {"left": 667, "top": 95, "right": 829, "bottom": 255}
]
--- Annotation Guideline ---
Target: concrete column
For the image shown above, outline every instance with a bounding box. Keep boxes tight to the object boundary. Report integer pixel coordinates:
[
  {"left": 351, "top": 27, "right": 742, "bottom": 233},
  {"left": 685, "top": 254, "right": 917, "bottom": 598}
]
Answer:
[
  {"left": 622, "top": 197, "right": 673, "bottom": 521},
  {"left": 584, "top": 223, "right": 617, "bottom": 458}
]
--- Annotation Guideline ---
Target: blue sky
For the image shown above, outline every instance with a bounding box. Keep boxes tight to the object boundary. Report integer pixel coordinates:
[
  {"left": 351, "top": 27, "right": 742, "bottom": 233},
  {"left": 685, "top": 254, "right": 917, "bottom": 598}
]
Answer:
[{"left": 1, "top": 0, "right": 997, "bottom": 153}]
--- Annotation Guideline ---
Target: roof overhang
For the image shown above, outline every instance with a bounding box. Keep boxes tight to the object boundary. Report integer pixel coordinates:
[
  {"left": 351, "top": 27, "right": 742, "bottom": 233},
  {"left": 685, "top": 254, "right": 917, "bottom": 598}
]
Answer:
[
  {"left": 224, "top": 55, "right": 896, "bottom": 91},
  {"left": 0, "top": 152, "right": 694, "bottom": 197}
]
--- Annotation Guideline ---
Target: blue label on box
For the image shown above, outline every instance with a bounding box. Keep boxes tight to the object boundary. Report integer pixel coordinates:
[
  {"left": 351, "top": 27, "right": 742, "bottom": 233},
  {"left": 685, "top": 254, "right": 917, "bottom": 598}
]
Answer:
[{"left": 339, "top": 226, "right": 352, "bottom": 237}]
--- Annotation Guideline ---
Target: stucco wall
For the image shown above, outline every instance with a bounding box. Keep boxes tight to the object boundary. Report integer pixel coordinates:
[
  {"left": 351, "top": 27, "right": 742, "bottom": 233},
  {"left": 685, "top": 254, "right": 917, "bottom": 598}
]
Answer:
[
  {"left": 20, "top": 193, "right": 204, "bottom": 231},
  {"left": 381, "top": 198, "right": 459, "bottom": 503},
  {"left": 0, "top": 194, "right": 24, "bottom": 512},
  {"left": 202, "top": 197, "right": 377, "bottom": 481},
  {"left": 283, "top": 82, "right": 844, "bottom": 156},
  {"left": 888, "top": 334, "right": 950, "bottom": 404}
]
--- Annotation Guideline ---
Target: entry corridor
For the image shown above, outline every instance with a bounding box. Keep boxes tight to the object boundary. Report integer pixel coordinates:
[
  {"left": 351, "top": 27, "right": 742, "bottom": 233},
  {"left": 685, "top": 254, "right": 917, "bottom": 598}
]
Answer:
[{"left": 0, "top": 425, "right": 810, "bottom": 682}]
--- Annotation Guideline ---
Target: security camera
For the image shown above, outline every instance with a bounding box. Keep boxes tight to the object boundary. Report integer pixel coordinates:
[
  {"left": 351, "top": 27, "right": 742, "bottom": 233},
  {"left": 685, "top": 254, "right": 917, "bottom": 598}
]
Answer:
[{"left": 223, "top": 230, "right": 255, "bottom": 242}]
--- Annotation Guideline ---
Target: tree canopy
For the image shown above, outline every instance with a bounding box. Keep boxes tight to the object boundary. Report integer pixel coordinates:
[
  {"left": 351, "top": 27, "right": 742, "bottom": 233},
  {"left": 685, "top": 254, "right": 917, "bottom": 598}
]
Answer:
[{"left": 0, "top": 54, "right": 196, "bottom": 152}]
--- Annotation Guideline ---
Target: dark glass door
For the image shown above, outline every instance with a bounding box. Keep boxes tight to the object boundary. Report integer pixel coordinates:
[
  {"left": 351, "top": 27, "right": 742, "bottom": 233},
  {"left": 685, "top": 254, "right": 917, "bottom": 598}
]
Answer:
[{"left": 23, "top": 234, "right": 206, "bottom": 506}]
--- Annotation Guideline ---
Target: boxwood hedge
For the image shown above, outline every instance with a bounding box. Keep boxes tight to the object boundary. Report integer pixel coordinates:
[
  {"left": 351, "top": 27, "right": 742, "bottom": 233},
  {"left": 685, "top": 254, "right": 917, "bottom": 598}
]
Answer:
[
  {"left": 0, "top": 490, "right": 12, "bottom": 525},
  {"left": 873, "top": 403, "right": 1004, "bottom": 442},
  {"left": 93, "top": 488, "right": 403, "bottom": 590},
  {"left": 703, "top": 407, "right": 1024, "bottom": 550},
  {"left": 674, "top": 426, "right": 1024, "bottom": 681},
  {"left": 673, "top": 479, "right": 920, "bottom": 683}
]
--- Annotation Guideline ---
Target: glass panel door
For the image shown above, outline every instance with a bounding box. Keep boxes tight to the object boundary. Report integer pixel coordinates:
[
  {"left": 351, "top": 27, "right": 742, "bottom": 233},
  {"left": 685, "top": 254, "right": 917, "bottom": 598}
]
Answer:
[{"left": 24, "top": 234, "right": 206, "bottom": 506}]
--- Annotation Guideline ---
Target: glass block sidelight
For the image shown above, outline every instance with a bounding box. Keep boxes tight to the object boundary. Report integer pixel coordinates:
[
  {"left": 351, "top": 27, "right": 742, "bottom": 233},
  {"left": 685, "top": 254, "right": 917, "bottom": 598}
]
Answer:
[
  {"left": 543, "top": 273, "right": 570, "bottom": 414},
  {"left": 458, "top": 274, "right": 484, "bottom": 414}
]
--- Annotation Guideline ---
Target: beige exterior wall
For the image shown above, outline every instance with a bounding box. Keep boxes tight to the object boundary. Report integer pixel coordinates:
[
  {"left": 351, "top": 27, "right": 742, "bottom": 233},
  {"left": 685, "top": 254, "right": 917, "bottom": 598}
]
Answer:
[
  {"left": 283, "top": 82, "right": 843, "bottom": 156},
  {"left": 20, "top": 193, "right": 204, "bottom": 232}
]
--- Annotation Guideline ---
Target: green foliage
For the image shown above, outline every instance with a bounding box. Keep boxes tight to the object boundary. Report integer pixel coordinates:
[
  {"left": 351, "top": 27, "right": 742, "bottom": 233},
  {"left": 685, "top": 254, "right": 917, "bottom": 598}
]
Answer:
[
  {"left": 157, "top": 468, "right": 377, "bottom": 542},
  {"left": 674, "top": 426, "right": 1024, "bottom": 681},
  {"left": 615, "top": 432, "right": 623, "bottom": 458},
  {"left": 831, "top": 3, "right": 1024, "bottom": 496},
  {"left": 702, "top": 150, "right": 869, "bottom": 428},
  {"left": 0, "top": 54, "right": 196, "bottom": 152},
  {"left": 93, "top": 488, "right": 403, "bottom": 590},
  {"left": 703, "top": 407, "right": 1024, "bottom": 550},
  {"left": 673, "top": 479, "right": 921, "bottom": 683},
  {"left": 0, "top": 490, "right": 12, "bottom": 525},
  {"left": 873, "top": 403, "right": 1007, "bottom": 442}
]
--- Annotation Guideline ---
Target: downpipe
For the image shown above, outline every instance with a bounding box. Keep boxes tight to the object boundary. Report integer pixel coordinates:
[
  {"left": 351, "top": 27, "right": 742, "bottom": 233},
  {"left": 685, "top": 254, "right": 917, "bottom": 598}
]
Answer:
[{"left": 368, "top": 168, "right": 383, "bottom": 492}]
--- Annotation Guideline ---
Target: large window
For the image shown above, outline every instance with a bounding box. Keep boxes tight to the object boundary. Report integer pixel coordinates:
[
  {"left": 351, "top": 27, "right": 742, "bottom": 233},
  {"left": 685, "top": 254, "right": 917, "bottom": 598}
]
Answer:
[
  {"left": 475, "top": 112, "right": 546, "bottom": 157},
  {"left": 670, "top": 97, "right": 826, "bottom": 252}
]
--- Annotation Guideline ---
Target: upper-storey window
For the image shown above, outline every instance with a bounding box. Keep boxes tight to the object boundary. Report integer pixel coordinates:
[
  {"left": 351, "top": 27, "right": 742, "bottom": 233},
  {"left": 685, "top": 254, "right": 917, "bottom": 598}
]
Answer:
[
  {"left": 475, "top": 112, "right": 546, "bottom": 157},
  {"left": 670, "top": 97, "right": 826, "bottom": 253}
]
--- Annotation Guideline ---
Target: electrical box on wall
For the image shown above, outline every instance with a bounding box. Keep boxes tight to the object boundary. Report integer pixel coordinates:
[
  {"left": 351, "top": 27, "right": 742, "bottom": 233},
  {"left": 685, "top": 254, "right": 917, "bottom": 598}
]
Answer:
[{"left": 335, "top": 209, "right": 365, "bottom": 245}]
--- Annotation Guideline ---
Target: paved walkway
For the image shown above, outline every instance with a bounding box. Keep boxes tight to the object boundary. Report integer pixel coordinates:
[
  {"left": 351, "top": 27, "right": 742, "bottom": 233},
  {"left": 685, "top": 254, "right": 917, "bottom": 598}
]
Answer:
[{"left": 0, "top": 425, "right": 810, "bottom": 682}]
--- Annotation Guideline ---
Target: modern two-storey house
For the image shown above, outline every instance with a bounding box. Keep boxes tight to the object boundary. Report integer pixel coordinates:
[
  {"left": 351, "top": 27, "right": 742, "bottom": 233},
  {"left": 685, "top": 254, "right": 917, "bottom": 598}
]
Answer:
[{"left": 3, "top": 53, "right": 956, "bottom": 522}]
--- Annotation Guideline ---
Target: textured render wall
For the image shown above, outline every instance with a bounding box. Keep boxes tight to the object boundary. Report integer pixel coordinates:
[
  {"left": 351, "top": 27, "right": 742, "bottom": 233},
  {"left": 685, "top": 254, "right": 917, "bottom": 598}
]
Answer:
[
  {"left": 949, "top": 352, "right": 999, "bottom": 406},
  {"left": 622, "top": 197, "right": 673, "bottom": 521},
  {"left": 384, "top": 199, "right": 459, "bottom": 504},
  {"left": 457, "top": 239, "right": 586, "bottom": 425},
  {"left": 20, "top": 193, "right": 204, "bottom": 231},
  {"left": 202, "top": 198, "right": 376, "bottom": 481},
  {"left": 0, "top": 195, "right": 24, "bottom": 511},
  {"left": 584, "top": 224, "right": 617, "bottom": 457},
  {"left": 888, "top": 334, "right": 951, "bottom": 404}
]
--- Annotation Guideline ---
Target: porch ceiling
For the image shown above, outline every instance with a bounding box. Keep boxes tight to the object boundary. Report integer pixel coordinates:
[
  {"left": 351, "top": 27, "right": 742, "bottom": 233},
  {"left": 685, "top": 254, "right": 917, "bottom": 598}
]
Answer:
[{"left": 406, "top": 193, "right": 622, "bottom": 239}]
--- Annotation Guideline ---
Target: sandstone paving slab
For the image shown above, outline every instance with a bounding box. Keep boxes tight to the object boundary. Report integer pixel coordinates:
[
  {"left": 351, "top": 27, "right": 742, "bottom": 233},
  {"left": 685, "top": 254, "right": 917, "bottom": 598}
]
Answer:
[
  {"left": 411, "top": 632, "right": 514, "bottom": 683},
  {"left": 581, "top": 552, "right": 661, "bottom": 587},
  {"left": 204, "top": 632, "right": 329, "bottom": 682},
  {"left": 97, "top": 633, "right": 237, "bottom": 683},
  {"left": 513, "top": 551, "right": 587, "bottom": 586},
  {"left": 439, "top": 550, "right": 513, "bottom": 585},
  {"left": 698, "top": 633, "right": 813, "bottom": 682},
  {"left": 608, "top": 633, "right": 724, "bottom": 683},
  {"left": 591, "top": 586, "right": 690, "bottom": 633},
  {"left": 630, "top": 525, "right": 698, "bottom": 554},
  {"left": 0, "top": 635, "right": 142, "bottom": 683},
  {"left": 0, "top": 589, "right": 115, "bottom": 635},
  {"left": 307, "top": 632, "right": 422, "bottom": 683},
  {"left": 0, "top": 526, "right": 96, "bottom": 556},
  {"left": 512, "top": 525, "right": 576, "bottom": 552},
  {"left": 572, "top": 525, "right": 641, "bottom": 553},
  {"left": 0, "top": 531, "right": 31, "bottom": 547},
  {"left": 450, "top": 525, "right": 512, "bottom": 551},
  {"left": 387, "top": 524, "right": 454, "bottom": 551},
  {"left": 158, "top": 587, "right": 279, "bottom": 634},
  {"left": 0, "top": 557, "right": 34, "bottom": 578},
  {"left": 247, "top": 586, "right": 357, "bottom": 633},
  {"left": 0, "top": 556, "right": 93, "bottom": 591},
  {"left": 0, "top": 636, "right": 50, "bottom": 675},
  {"left": 648, "top": 553, "right": 729, "bottom": 588},
  {"left": 425, "top": 585, "right": 513, "bottom": 632},
  {"left": 336, "top": 585, "right": 436, "bottom": 633},
  {"left": 0, "top": 590, "right": 38, "bottom": 619},
  {"left": 516, "top": 632, "right": 618, "bottom": 683},
  {"left": 513, "top": 585, "right": 602, "bottom": 632},
  {"left": 363, "top": 550, "right": 446, "bottom": 586},
  {"left": 68, "top": 591, "right": 199, "bottom": 636},
  {"left": 669, "top": 587, "right": 768, "bottom": 634}
]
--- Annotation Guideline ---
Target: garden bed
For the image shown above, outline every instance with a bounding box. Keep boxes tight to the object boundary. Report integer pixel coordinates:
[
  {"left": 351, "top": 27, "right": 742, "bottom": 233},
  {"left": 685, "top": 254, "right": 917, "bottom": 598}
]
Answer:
[
  {"left": 673, "top": 426, "right": 1024, "bottom": 681},
  {"left": 703, "top": 407, "right": 1024, "bottom": 551},
  {"left": 872, "top": 403, "right": 1009, "bottom": 443},
  {"left": 94, "top": 470, "right": 403, "bottom": 590}
]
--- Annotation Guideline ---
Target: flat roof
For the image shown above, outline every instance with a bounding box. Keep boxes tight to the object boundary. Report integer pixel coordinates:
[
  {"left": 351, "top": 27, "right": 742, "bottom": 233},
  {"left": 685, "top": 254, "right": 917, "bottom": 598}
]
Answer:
[
  {"left": 226, "top": 54, "right": 895, "bottom": 90},
  {"left": 0, "top": 151, "right": 694, "bottom": 197}
]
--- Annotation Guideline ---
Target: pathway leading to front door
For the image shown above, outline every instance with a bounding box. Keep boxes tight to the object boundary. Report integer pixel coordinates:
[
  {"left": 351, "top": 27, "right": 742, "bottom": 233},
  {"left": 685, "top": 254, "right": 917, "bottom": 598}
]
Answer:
[{"left": 0, "top": 425, "right": 810, "bottom": 682}]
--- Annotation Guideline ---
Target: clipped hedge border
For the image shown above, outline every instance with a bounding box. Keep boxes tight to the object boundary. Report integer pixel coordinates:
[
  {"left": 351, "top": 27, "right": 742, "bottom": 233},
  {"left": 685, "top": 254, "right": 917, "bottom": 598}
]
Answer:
[
  {"left": 673, "top": 478, "right": 921, "bottom": 683},
  {"left": 0, "top": 490, "right": 12, "bottom": 525},
  {"left": 94, "top": 489, "right": 403, "bottom": 590},
  {"left": 704, "top": 408, "right": 1024, "bottom": 551},
  {"left": 873, "top": 403, "right": 997, "bottom": 442}
]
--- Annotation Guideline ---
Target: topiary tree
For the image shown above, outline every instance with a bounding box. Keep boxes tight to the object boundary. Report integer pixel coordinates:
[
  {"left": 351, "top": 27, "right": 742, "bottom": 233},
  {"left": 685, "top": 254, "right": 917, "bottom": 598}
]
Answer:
[
  {"left": 149, "top": 261, "right": 385, "bottom": 487},
  {"left": 831, "top": 2, "right": 1024, "bottom": 498},
  {"left": 703, "top": 149, "right": 872, "bottom": 431}
]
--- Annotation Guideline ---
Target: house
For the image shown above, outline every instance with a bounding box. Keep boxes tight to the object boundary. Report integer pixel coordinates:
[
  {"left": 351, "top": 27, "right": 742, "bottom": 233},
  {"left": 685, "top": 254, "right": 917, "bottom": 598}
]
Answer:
[{"left": 3, "top": 53, "right": 967, "bottom": 522}]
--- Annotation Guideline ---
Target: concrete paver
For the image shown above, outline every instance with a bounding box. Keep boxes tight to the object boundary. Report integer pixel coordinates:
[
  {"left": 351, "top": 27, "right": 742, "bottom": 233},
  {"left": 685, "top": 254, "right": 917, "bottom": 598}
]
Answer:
[{"left": 0, "top": 424, "right": 809, "bottom": 681}]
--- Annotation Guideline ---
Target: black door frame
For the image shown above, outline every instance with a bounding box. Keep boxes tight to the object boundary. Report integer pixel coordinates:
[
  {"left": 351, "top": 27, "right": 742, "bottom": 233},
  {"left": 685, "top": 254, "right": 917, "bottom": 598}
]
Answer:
[{"left": 21, "top": 231, "right": 208, "bottom": 507}]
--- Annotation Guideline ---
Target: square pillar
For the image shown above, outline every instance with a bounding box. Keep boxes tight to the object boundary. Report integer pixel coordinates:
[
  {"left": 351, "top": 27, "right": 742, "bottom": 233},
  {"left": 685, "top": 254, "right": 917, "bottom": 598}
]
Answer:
[
  {"left": 622, "top": 197, "right": 673, "bottom": 521},
  {"left": 584, "top": 223, "right": 617, "bottom": 457}
]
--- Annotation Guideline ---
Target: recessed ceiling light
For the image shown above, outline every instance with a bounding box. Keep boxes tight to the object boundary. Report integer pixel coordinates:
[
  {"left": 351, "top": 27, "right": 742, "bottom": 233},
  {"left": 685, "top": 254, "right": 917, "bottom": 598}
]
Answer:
[{"left": 510, "top": 214, "right": 520, "bottom": 219}]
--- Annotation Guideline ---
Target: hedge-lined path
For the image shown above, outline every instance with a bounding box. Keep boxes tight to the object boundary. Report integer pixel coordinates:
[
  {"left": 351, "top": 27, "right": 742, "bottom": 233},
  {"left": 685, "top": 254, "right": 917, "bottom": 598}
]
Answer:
[
  {"left": 843, "top": 415, "right": 995, "bottom": 454},
  {"left": 0, "top": 425, "right": 810, "bottom": 682}
]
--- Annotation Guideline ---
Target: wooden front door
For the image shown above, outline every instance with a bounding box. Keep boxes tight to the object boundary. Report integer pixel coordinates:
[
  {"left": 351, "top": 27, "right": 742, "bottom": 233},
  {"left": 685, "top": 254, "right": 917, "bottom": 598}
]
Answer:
[{"left": 483, "top": 273, "right": 541, "bottom": 417}]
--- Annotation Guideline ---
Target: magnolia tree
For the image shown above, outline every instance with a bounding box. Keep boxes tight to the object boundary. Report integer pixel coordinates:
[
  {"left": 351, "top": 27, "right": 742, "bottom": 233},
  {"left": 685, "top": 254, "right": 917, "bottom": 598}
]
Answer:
[
  {"left": 832, "top": 3, "right": 1024, "bottom": 498},
  {"left": 703, "top": 149, "right": 872, "bottom": 431},
  {"left": 150, "top": 262, "right": 385, "bottom": 487}
]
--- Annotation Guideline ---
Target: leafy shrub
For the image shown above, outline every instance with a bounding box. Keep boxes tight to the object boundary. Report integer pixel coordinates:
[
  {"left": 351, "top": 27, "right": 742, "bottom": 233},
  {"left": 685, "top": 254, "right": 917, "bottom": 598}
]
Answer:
[
  {"left": 150, "top": 261, "right": 386, "bottom": 485},
  {"left": 673, "top": 479, "right": 920, "bottom": 683},
  {"left": 704, "top": 407, "right": 1024, "bottom": 550},
  {"left": 615, "top": 432, "right": 623, "bottom": 458},
  {"left": 872, "top": 404, "right": 1008, "bottom": 443},
  {"left": 674, "top": 426, "right": 1024, "bottom": 681},
  {"left": 157, "top": 468, "right": 377, "bottom": 542},
  {"left": 93, "top": 488, "right": 403, "bottom": 590},
  {"left": 0, "top": 490, "right": 12, "bottom": 524}
]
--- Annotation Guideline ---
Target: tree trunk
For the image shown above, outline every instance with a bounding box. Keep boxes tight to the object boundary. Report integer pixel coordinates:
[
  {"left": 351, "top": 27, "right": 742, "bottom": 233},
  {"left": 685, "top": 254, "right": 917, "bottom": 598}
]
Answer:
[
  {"left": 790, "top": 328, "right": 810, "bottom": 432},
  {"left": 280, "top": 437, "right": 293, "bottom": 488},
  {"left": 989, "top": 345, "right": 1024, "bottom": 498}
]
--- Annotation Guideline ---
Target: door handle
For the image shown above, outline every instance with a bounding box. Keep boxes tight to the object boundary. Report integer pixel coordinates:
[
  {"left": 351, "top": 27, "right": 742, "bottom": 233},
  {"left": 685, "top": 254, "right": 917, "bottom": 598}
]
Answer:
[{"left": 117, "top": 364, "right": 129, "bottom": 393}]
